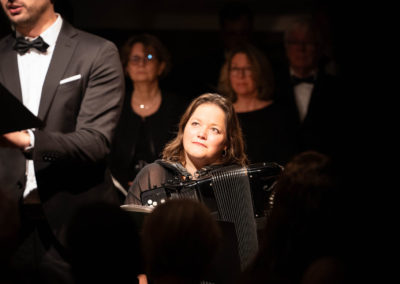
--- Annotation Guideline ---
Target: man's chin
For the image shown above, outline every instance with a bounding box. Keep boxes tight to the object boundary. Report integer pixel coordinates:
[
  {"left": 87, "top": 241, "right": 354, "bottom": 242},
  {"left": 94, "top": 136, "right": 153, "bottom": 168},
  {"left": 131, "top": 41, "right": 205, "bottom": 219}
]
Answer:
[
  {"left": 10, "top": 17, "right": 32, "bottom": 31},
  {"left": 8, "top": 17, "right": 24, "bottom": 26}
]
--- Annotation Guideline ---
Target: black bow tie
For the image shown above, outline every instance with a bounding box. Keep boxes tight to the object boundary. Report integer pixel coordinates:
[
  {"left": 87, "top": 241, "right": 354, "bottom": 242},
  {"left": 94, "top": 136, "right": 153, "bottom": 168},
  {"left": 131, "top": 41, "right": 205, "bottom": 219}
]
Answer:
[
  {"left": 13, "top": 36, "right": 49, "bottom": 55},
  {"left": 291, "top": 75, "right": 315, "bottom": 86}
]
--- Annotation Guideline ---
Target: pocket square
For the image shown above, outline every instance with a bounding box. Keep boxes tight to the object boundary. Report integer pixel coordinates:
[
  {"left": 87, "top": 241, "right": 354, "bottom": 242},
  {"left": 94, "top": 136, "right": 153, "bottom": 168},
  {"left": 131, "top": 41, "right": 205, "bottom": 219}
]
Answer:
[{"left": 60, "top": 74, "right": 81, "bottom": 85}]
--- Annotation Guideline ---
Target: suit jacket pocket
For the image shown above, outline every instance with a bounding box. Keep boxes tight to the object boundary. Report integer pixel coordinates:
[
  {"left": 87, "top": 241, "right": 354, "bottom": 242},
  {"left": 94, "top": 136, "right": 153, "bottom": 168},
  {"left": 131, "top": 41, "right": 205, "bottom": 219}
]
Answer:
[{"left": 58, "top": 75, "right": 82, "bottom": 92}]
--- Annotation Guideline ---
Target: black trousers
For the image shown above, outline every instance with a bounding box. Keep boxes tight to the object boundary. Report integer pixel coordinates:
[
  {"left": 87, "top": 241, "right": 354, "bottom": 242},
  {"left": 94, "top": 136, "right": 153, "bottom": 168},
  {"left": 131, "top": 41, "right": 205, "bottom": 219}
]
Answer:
[{"left": 7, "top": 202, "right": 73, "bottom": 284}]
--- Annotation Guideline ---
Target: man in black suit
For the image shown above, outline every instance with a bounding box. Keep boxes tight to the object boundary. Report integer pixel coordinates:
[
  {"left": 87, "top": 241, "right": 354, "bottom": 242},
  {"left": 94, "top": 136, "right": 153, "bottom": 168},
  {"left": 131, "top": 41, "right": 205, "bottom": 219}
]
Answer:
[
  {"left": 275, "top": 18, "right": 341, "bottom": 159},
  {"left": 0, "top": 0, "right": 124, "bottom": 280}
]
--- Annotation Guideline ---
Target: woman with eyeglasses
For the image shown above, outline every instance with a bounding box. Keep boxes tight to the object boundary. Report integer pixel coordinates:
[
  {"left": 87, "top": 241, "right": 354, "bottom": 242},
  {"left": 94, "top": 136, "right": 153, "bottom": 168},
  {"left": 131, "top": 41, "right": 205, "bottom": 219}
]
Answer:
[
  {"left": 108, "top": 34, "right": 186, "bottom": 198},
  {"left": 218, "top": 44, "right": 296, "bottom": 165}
]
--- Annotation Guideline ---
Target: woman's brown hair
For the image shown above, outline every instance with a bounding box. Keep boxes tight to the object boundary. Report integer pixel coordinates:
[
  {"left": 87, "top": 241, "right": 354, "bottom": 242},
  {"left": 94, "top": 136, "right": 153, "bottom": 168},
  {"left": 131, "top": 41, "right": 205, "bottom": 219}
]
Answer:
[{"left": 162, "top": 93, "right": 248, "bottom": 167}]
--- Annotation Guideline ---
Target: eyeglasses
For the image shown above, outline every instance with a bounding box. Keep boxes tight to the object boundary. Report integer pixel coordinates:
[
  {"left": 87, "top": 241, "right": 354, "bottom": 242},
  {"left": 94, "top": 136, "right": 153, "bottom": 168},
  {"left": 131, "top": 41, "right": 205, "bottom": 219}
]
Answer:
[
  {"left": 129, "top": 54, "right": 155, "bottom": 65},
  {"left": 230, "top": 67, "right": 253, "bottom": 77}
]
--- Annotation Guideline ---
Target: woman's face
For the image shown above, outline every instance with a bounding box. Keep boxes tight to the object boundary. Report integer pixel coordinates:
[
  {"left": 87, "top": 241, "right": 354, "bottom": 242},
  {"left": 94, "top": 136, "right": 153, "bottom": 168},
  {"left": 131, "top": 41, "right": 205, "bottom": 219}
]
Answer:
[
  {"left": 229, "top": 52, "right": 257, "bottom": 97},
  {"left": 126, "top": 42, "right": 165, "bottom": 84},
  {"left": 183, "top": 103, "right": 227, "bottom": 170}
]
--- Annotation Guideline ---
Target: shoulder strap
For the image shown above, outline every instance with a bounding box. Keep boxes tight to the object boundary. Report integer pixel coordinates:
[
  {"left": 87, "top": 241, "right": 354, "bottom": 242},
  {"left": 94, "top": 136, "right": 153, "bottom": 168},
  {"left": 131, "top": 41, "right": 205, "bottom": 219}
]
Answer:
[{"left": 155, "top": 159, "right": 192, "bottom": 181}]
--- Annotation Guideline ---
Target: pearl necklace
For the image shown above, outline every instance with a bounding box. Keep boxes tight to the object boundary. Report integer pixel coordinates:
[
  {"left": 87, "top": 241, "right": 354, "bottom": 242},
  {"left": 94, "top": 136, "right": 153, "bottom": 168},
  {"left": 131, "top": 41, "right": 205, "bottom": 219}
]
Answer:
[{"left": 131, "top": 92, "right": 161, "bottom": 112}]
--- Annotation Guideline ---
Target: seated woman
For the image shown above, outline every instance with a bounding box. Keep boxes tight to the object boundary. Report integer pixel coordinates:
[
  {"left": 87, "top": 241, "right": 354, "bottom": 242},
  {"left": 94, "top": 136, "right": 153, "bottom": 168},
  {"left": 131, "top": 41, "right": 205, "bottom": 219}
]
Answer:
[
  {"left": 109, "top": 34, "right": 186, "bottom": 195},
  {"left": 125, "top": 93, "right": 248, "bottom": 205},
  {"left": 218, "top": 43, "right": 296, "bottom": 165}
]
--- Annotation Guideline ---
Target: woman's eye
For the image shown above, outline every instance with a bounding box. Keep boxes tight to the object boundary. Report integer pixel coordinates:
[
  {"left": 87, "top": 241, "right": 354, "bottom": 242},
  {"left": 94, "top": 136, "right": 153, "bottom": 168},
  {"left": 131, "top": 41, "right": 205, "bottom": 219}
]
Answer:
[
  {"left": 191, "top": 121, "right": 199, "bottom": 126},
  {"left": 211, "top": 127, "right": 220, "bottom": 134}
]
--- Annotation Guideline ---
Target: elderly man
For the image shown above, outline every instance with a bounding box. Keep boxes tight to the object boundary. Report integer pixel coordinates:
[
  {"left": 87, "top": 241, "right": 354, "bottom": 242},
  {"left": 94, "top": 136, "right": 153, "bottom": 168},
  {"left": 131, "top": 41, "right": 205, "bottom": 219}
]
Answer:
[{"left": 275, "top": 18, "right": 341, "bottom": 159}]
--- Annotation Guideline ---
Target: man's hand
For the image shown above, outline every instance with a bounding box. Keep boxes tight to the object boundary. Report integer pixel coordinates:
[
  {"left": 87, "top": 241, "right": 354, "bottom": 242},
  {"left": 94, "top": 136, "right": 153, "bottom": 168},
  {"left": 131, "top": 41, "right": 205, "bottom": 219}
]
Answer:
[{"left": 0, "top": 131, "right": 31, "bottom": 149}]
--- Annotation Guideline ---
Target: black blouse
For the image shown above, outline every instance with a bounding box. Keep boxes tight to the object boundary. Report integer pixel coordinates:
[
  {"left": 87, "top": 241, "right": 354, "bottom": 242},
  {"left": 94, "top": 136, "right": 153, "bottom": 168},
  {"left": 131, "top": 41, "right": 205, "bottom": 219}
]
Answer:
[
  {"left": 237, "top": 102, "right": 296, "bottom": 166},
  {"left": 124, "top": 160, "right": 190, "bottom": 205}
]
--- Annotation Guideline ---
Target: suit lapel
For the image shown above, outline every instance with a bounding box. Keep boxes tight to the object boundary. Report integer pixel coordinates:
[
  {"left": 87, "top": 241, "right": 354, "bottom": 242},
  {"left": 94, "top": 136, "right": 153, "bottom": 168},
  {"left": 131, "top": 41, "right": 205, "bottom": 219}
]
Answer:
[
  {"left": 0, "top": 35, "right": 23, "bottom": 102},
  {"left": 38, "top": 21, "right": 78, "bottom": 120}
]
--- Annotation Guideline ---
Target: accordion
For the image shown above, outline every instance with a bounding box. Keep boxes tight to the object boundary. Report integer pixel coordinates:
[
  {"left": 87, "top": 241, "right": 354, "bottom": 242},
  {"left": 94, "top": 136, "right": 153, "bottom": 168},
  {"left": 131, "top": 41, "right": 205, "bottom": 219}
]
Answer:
[{"left": 140, "top": 162, "right": 283, "bottom": 269}]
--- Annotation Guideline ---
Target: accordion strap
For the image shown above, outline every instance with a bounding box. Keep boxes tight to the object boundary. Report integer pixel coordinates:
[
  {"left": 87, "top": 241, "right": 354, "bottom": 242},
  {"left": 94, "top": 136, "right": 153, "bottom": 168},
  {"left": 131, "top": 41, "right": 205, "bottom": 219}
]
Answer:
[{"left": 155, "top": 159, "right": 192, "bottom": 181}]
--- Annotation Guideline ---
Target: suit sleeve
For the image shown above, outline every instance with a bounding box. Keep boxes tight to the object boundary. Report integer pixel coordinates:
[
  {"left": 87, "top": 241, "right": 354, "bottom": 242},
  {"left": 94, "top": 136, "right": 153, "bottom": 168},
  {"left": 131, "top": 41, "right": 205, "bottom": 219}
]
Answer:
[{"left": 32, "top": 40, "right": 125, "bottom": 164}]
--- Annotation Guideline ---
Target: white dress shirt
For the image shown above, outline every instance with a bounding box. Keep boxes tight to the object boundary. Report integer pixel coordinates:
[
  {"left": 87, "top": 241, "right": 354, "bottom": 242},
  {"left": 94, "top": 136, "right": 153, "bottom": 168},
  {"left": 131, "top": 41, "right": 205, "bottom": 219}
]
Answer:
[
  {"left": 17, "top": 15, "right": 63, "bottom": 198},
  {"left": 290, "top": 69, "right": 316, "bottom": 122}
]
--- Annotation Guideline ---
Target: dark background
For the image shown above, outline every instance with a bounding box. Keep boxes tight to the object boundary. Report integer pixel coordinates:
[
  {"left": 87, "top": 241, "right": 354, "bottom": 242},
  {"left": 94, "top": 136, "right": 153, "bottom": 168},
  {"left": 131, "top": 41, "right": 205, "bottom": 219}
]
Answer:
[
  {"left": 55, "top": 0, "right": 339, "bottom": 69},
  {"left": 0, "top": 0, "right": 357, "bottom": 88}
]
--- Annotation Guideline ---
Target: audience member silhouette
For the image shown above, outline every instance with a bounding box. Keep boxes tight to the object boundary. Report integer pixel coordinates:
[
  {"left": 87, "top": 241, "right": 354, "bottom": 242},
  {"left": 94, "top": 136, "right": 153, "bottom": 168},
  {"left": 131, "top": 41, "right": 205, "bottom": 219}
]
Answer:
[
  {"left": 274, "top": 18, "right": 341, "bottom": 160},
  {"left": 218, "top": 43, "right": 296, "bottom": 165},
  {"left": 66, "top": 202, "right": 142, "bottom": 284},
  {"left": 141, "top": 199, "right": 222, "bottom": 284},
  {"left": 239, "top": 151, "right": 348, "bottom": 283},
  {"left": 108, "top": 34, "right": 186, "bottom": 199}
]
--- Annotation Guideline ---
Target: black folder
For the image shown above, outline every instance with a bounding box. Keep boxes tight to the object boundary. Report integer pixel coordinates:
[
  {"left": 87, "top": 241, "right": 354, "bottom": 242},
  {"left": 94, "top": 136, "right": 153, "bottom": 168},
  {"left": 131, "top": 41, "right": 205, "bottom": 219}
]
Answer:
[{"left": 0, "top": 82, "right": 42, "bottom": 135}]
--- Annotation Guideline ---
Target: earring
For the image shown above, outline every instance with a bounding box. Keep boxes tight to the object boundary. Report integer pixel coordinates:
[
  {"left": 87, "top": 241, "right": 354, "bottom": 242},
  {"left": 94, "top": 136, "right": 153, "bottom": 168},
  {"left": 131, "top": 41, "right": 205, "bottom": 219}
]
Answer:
[{"left": 222, "top": 149, "right": 227, "bottom": 157}]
